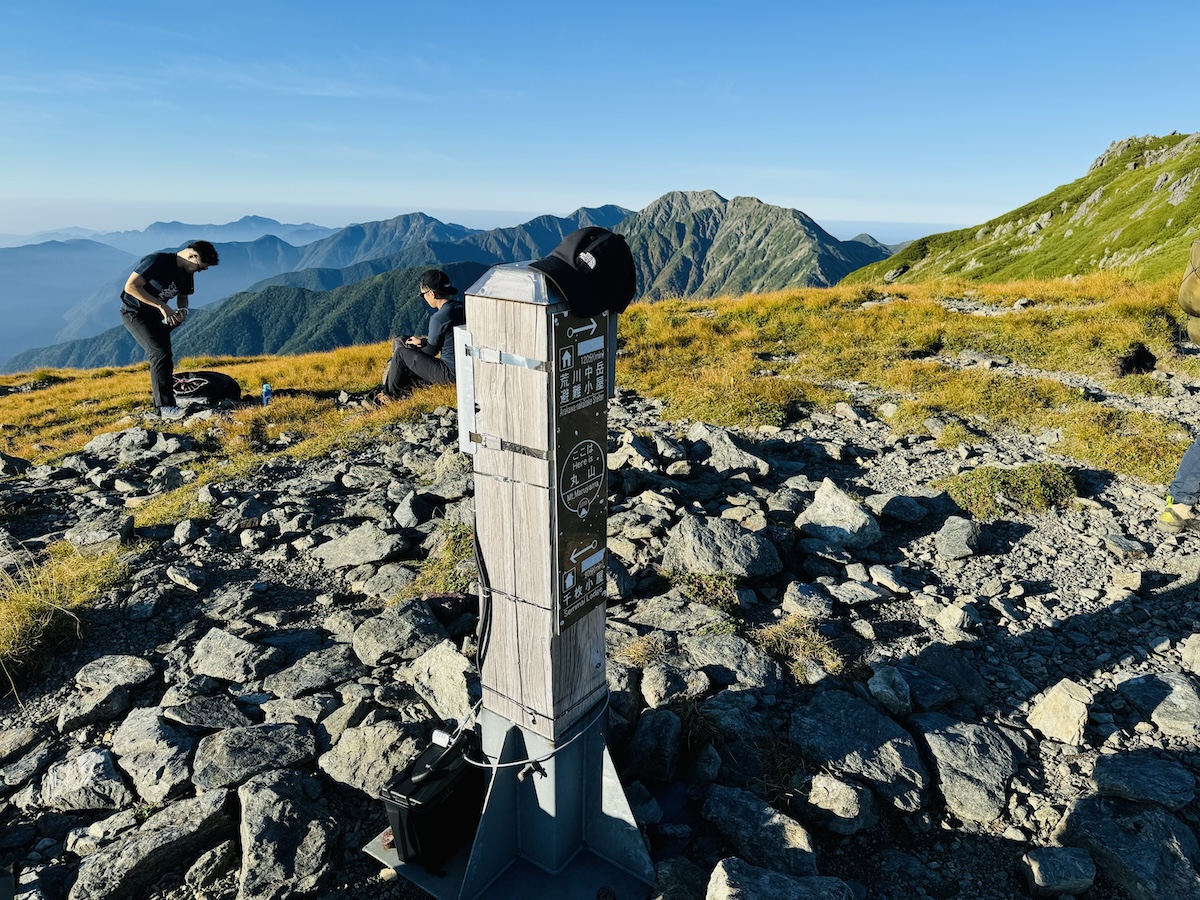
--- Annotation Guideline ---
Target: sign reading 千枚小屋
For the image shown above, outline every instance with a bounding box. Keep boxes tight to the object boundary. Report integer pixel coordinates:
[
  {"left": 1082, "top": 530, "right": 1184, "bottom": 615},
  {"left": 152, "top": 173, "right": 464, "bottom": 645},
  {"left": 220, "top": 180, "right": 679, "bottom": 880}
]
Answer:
[{"left": 552, "top": 310, "right": 609, "bottom": 629}]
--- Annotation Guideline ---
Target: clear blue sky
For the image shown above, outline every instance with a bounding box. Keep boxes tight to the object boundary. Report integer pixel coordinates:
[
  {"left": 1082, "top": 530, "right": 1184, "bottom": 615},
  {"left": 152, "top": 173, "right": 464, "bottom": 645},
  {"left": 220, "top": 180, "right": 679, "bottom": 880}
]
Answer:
[{"left": 1, "top": 1, "right": 1194, "bottom": 243}]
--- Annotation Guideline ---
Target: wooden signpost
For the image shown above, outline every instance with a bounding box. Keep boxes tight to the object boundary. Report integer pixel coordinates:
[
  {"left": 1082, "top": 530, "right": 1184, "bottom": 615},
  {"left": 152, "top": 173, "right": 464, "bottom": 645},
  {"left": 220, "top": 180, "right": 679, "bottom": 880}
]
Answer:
[{"left": 367, "top": 262, "right": 653, "bottom": 899}]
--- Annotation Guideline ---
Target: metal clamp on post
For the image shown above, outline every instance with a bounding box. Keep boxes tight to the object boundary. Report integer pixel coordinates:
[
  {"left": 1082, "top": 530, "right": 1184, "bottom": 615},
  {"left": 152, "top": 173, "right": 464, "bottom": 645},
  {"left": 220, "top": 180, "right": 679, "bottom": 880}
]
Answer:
[
  {"left": 466, "top": 345, "right": 548, "bottom": 372},
  {"left": 454, "top": 326, "right": 477, "bottom": 455},
  {"left": 468, "top": 432, "right": 549, "bottom": 461}
]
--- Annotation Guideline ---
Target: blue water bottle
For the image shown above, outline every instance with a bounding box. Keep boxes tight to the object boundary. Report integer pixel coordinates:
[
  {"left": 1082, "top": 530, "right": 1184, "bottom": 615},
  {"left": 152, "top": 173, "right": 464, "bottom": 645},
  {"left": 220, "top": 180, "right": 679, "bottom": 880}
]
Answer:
[{"left": 262, "top": 383, "right": 272, "bottom": 407}]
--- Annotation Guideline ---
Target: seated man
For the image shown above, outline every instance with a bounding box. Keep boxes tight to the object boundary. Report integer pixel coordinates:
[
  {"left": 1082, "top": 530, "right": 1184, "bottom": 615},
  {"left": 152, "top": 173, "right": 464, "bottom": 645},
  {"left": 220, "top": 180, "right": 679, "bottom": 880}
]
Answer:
[{"left": 382, "top": 269, "right": 465, "bottom": 398}]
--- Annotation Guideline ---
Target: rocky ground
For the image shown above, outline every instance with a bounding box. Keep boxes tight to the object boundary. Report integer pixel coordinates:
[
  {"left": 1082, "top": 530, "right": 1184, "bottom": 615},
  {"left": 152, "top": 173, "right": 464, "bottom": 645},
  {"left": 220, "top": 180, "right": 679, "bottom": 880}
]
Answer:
[{"left": 1, "top": 356, "right": 1199, "bottom": 900}]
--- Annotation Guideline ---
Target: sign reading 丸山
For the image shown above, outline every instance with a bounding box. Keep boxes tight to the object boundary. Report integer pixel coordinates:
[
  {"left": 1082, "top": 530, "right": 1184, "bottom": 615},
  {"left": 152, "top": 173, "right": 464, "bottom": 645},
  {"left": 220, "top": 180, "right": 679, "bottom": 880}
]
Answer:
[{"left": 552, "top": 311, "right": 609, "bottom": 629}]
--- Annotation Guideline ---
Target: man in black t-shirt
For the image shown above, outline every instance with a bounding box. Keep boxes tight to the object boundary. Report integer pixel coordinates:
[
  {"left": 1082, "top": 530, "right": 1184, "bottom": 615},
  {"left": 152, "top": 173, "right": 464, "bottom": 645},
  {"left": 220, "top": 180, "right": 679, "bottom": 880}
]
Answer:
[{"left": 120, "top": 240, "right": 219, "bottom": 415}]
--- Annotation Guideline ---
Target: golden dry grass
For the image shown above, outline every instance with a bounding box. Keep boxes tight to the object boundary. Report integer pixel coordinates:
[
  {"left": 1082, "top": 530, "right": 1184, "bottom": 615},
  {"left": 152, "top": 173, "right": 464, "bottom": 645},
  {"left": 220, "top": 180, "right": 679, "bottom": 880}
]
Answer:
[
  {"left": 618, "top": 273, "right": 1191, "bottom": 483},
  {"left": 0, "top": 543, "right": 130, "bottom": 691}
]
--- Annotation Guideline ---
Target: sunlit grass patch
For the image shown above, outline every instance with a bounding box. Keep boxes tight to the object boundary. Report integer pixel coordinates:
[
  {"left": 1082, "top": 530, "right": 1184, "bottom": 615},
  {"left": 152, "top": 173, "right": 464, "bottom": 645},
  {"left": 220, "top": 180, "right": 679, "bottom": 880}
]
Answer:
[
  {"left": 1054, "top": 406, "right": 1186, "bottom": 485},
  {"left": 749, "top": 614, "right": 843, "bottom": 682},
  {"left": 0, "top": 543, "right": 130, "bottom": 689},
  {"left": 674, "top": 572, "right": 740, "bottom": 615},
  {"left": 616, "top": 632, "right": 668, "bottom": 668},
  {"left": 616, "top": 279, "right": 1191, "bottom": 486},
  {"left": 397, "top": 524, "right": 476, "bottom": 602},
  {"left": 936, "top": 462, "right": 1078, "bottom": 521}
]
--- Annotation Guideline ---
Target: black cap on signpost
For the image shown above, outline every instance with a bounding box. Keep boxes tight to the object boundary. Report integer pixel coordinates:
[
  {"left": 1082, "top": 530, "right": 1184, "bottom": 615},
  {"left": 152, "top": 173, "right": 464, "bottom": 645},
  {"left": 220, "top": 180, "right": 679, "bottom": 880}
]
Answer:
[{"left": 529, "top": 227, "right": 636, "bottom": 316}]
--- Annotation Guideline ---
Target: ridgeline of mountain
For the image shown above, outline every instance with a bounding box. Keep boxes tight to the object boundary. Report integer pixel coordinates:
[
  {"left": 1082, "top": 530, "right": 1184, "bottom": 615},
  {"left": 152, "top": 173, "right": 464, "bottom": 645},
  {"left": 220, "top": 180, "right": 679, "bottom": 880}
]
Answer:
[
  {"left": 1, "top": 197, "right": 889, "bottom": 372},
  {"left": 294, "top": 213, "right": 480, "bottom": 270},
  {"left": 88, "top": 216, "right": 339, "bottom": 255},
  {"left": 453, "top": 204, "right": 631, "bottom": 261},
  {"left": 846, "top": 132, "right": 1200, "bottom": 285},
  {"left": 4, "top": 262, "right": 490, "bottom": 372},
  {"left": 252, "top": 206, "right": 631, "bottom": 294},
  {"left": 615, "top": 191, "right": 891, "bottom": 298},
  {"left": 0, "top": 227, "right": 97, "bottom": 249}
]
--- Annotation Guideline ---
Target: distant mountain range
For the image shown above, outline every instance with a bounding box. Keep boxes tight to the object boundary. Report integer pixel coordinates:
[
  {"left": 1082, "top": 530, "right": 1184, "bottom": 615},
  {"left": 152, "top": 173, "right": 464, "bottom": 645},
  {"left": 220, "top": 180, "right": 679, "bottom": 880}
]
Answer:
[
  {"left": 847, "top": 131, "right": 1200, "bottom": 285},
  {"left": 0, "top": 216, "right": 339, "bottom": 253},
  {"left": 1, "top": 196, "right": 891, "bottom": 372}
]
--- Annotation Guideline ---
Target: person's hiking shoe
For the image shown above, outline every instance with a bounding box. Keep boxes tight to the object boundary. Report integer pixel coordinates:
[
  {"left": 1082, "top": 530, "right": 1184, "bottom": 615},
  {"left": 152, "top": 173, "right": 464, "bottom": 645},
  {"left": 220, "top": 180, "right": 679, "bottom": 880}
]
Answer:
[
  {"left": 1158, "top": 502, "right": 1200, "bottom": 533},
  {"left": 157, "top": 406, "right": 185, "bottom": 420}
]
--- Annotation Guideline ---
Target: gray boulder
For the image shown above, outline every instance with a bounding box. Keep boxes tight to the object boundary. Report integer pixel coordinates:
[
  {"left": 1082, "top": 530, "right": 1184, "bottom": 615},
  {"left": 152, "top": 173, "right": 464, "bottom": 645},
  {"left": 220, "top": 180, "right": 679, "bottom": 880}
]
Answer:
[
  {"left": 701, "top": 785, "right": 817, "bottom": 877},
  {"left": 910, "top": 713, "right": 1023, "bottom": 824},
  {"left": 262, "top": 644, "right": 364, "bottom": 700},
  {"left": 687, "top": 422, "right": 770, "bottom": 476},
  {"left": 934, "top": 516, "right": 981, "bottom": 560},
  {"left": 1116, "top": 672, "right": 1200, "bottom": 739},
  {"left": 789, "top": 690, "right": 929, "bottom": 811},
  {"left": 189, "top": 628, "right": 282, "bottom": 683},
  {"left": 41, "top": 749, "right": 134, "bottom": 812},
  {"left": 351, "top": 600, "right": 449, "bottom": 668},
  {"left": 1020, "top": 847, "right": 1096, "bottom": 897},
  {"left": 795, "top": 479, "right": 881, "bottom": 549},
  {"left": 706, "top": 857, "right": 856, "bottom": 899},
  {"left": 803, "top": 773, "right": 879, "bottom": 835},
  {"left": 678, "top": 632, "right": 781, "bottom": 689},
  {"left": 317, "top": 720, "right": 425, "bottom": 796},
  {"left": 1056, "top": 794, "right": 1200, "bottom": 900},
  {"left": 192, "top": 723, "right": 317, "bottom": 791},
  {"left": 410, "top": 639, "right": 481, "bottom": 724},
  {"left": 1027, "top": 678, "right": 1091, "bottom": 745},
  {"left": 1092, "top": 753, "right": 1195, "bottom": 810},
  {"left": 310, "top": 522, "right": 408, "bottom": 569},
  {"left": 111, "top": 707, "right": 194, "bottom": 803},
  {"left": 238, "top": 771, "right": 332, "bottom": 900},
  {"left": 661, "top": 514, "right": 782, "bottom": 578},
  {"left": 68, "top": 790, "right": 233, "bottom": 900}
]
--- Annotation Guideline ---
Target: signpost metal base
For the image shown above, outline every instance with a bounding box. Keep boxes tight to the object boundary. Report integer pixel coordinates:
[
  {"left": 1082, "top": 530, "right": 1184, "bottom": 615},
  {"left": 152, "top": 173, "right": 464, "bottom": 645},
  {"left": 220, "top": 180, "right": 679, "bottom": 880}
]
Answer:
[{"left": 365, "top": 703, "right": 654, "bottom": 900}]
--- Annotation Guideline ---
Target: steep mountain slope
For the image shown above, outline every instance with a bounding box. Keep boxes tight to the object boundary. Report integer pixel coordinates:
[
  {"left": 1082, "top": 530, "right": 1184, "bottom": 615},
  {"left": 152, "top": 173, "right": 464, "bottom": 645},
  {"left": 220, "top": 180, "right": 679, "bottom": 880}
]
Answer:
[
  {"left": 295, "top": 213, "right": 479, "bottom": 270},
  {"left": 0, "top": 239, "right": 136, "bottom": 362},
  {"left": 176, "top": 261, "right": 488, "bottom": 358},
  {"left": 846, "top": 132, "right": 1200, "bottom": 285},
  {"left": 616, "top": 191, "right": 890, "bottom": 297}
]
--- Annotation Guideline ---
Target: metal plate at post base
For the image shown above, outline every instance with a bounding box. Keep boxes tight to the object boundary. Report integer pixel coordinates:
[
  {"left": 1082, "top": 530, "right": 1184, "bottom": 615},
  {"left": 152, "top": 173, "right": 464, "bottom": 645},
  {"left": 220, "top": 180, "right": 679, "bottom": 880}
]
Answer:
[
  {"left": 365, "top": 836, "right": 652, "bottom": 900},
  {"left": 365, "top": 704, "right": 653, "bottom": 900}
]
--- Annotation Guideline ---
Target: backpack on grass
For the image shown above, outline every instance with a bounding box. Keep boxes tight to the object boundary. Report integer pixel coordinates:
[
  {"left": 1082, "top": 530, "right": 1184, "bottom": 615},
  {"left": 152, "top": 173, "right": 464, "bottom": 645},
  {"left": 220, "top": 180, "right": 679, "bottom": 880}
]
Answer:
[{"left": 172, "top": 371, "right": 242, "bottom": 403}]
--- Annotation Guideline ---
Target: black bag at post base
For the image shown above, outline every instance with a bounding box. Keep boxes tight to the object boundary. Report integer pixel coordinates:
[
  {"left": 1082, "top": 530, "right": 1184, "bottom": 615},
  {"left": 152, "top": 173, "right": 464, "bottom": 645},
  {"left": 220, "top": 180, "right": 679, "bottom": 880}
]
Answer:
[
  {"left": 379, "top": 730, "right": 485, "bottom": 872},
  {"left": 172, "top": 371, "right": 242, "bottom": 402}
]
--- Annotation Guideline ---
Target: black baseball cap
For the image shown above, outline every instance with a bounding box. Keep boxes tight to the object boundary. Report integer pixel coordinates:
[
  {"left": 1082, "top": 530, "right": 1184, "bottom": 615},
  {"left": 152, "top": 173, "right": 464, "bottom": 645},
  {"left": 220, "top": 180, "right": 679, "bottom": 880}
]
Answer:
[
  {"left": 529, "top": 227, "right": 637, "bottom": 316},
  {"left": 419, "top": 269, "right": 458, "bottom": 296}
]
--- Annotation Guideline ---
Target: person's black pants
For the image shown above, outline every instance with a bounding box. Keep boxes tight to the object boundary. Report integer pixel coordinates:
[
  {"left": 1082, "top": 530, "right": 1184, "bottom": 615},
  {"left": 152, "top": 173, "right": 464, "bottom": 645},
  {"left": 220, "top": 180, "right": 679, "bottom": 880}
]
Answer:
[
  {"left": 122, "top": 306, "right": 176, "bottom": 408},
  {"left": 382, "top": 338, "right": 454, "bottom": 397}
]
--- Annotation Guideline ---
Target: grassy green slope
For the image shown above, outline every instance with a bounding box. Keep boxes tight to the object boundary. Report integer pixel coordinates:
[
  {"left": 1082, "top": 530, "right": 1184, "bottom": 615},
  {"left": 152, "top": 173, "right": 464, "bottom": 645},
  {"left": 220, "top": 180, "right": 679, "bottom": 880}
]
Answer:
[{"left": 846, "top": 133, "right": 1200, "bottom": 285}]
